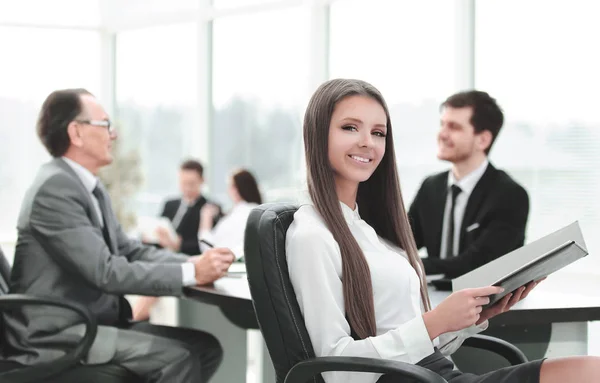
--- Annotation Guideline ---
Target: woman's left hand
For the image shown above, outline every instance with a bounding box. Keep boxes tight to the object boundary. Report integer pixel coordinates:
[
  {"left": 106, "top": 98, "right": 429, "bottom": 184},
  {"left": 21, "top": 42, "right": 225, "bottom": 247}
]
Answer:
[
  {"left": 200, "top": 204, "right": 220, "bottom": 230},
  {"left": 476, "top": 278, "right": 545, "bottom": 325},
  {"left": 156, "top": 227, "right": 181, "bottom": 251}
]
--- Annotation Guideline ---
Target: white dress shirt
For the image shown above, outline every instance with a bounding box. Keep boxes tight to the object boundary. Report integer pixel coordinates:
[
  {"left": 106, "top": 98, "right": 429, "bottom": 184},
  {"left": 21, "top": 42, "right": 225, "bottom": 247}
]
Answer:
[
  {"left": 62, "top": 157, "right": 196, "bottom": 286},
  {"left": 286, "top": 202, "right": 486, "bottom": 383},
  {"left": 62, "top": 157, "right": 103, "bottom": 226},
  {"left": 199, "top": 201, "right": 258, "bottom": 259},
  {"left": 440, "top": 159, "right": 489, "bottom": 258},
  {"left": 171, "top": 199, "right": 193, "bottom": 230}
]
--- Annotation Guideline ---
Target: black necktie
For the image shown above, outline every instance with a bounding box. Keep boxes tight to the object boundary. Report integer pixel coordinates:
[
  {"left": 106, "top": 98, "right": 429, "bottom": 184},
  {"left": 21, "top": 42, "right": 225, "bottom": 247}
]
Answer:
[
  {"left": 446, "top": 184, "right": 462, "bottom": 259},
  {"left": 92, "top": 182, "right": 132, "bottom": 325},
  {"left": 92, "top": 183, "right": 113, "bottom": 251}
]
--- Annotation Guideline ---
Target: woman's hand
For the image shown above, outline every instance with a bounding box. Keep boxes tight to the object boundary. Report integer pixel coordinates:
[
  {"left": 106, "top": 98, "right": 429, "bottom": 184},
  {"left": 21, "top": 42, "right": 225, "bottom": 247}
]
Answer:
[
  {"left": 156, "top": 227, "right": 181, "bottom": 251},
  {"left": 477, "top": 278, "right": 545, "bottom": 325},
  {"left": 423, "top": 285, "right": 503, "bottom": 340},
  {"left": 200, "top": 204, "right": 220, "bottom": 231}
]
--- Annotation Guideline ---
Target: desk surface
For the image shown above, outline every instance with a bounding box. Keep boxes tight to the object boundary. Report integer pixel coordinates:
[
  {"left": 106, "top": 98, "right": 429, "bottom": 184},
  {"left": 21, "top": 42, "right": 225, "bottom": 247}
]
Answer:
[{"left": 184, "top": 271, "right": 600, "bottom": 328}]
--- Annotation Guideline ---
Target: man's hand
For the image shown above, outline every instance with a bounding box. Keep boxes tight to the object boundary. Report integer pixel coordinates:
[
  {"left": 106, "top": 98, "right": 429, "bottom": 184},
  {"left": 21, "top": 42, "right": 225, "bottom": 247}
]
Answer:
[
  {"left": 188, "top": 248, "right": 235, "bottom": 285},
  {"left": 477, "top": 278, "right": 545, "bottom": 324}
]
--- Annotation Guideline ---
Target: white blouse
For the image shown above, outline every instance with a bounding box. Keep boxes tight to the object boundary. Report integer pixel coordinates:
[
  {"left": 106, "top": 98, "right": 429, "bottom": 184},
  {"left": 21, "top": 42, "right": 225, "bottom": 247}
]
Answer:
[
  {"left": 199, "top": 201, "right": 258, "bottom": 259},
  {"left": 285, "top": 202, "right": 486, "bottom": 383}
]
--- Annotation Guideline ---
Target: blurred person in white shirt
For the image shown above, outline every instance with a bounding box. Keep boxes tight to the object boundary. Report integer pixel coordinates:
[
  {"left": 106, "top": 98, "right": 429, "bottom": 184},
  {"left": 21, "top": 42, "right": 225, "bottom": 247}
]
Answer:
[{"left": 199, "top": 168, "right": 262, "bottom": 259}]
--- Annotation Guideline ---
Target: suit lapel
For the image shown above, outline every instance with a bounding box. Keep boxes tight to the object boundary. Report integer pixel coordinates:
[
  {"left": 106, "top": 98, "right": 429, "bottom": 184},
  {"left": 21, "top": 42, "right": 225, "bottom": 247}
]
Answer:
[
  {"left": 53, "top": 158, "right": 103, "bottom": 229},
  {"left": 459, "top": 163, "right": 497, "bottom": 247},
  {"left": 92, "top": 182, "right": 117, "bottom": 253},
  {"left": 55, "top": 159, "right": 117, "bottom": 252},
  {"left": 431, "top": 172, "right": 449, "bottom": 258},
  {"left": 105, "top": 212, "right": 117, "bottom": 253},
  {"left": 100, "top": 190, "right": 117, "bottom": 253}
]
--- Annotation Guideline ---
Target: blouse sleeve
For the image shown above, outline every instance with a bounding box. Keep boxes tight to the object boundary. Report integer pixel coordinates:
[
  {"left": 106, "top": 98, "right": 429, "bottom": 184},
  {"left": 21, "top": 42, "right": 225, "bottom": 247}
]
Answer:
[
  {"left": 286, "top": 220, "right": 435, "bottom": 383},
  {"left": 436, "top": 321, "right": 489, "bottom": 356}
]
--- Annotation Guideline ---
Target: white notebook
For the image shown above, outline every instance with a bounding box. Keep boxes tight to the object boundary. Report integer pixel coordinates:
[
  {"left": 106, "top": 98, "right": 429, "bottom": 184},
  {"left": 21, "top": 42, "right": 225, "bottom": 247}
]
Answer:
[{"left": 452, "top": 221, "right": 588, "bottom": 308}]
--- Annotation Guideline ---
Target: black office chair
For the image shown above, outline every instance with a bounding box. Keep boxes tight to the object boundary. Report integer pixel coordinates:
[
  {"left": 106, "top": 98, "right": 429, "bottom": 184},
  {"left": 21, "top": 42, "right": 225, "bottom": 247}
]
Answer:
[
  {"left": 244, "top": 203, "right": 527, "bottom": 383},
  {"left": 0, "top": 246, "right": 141, "bottom": 383}
]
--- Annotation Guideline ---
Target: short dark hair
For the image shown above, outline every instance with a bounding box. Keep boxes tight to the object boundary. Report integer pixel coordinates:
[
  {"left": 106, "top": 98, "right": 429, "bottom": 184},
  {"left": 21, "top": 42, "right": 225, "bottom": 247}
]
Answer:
[
  {"left": 442, "top": 90, "right": 504, "bottom": 154},
  {"left": 231, "top": 169, "right": 262, "bottom": 204},
  {"left": 37, "top": 88, "right": 93, "bottom": 157},
  {"left": 180, "top": 159, "right": 204, "bottom": 178}
]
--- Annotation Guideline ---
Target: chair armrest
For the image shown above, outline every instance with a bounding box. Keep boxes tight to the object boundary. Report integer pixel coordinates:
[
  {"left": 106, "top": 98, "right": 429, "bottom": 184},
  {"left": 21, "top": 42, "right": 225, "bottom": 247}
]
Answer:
[
  {"left": 0, "top": 294, "right": 97, "bottom": 383},
  {"left": 284, "top": 356, "right": 447, "bottom": 383},
  {"left": 462, "top": 334, "right": 528, "bottom": 366}
]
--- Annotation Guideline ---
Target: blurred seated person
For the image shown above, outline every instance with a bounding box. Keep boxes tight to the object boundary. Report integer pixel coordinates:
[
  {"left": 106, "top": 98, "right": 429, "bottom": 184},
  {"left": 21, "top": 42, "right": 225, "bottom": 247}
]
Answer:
[
  {"left": 133, "top": 169, "right": 262, "bottom": 320},
  {"left": 199, "top": 169, "right": 262, "bottom": 259},
  {"left": 155, "top": 159, "right": 221, "bottom": 255},
  {"left": 134, "top": 169, "right": 261, "bottom": 320}
]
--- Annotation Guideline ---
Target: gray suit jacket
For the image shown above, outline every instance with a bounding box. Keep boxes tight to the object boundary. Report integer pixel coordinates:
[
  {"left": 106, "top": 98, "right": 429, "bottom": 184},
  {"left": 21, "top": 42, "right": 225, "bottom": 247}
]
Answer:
[{"left": 3, "top": 158, "right": 189, "bottom": 365}]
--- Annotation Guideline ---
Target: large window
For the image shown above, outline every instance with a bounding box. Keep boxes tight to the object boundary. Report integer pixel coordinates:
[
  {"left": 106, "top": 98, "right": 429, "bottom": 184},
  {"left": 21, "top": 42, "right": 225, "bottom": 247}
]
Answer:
[
  {"left": 476, "top": 1, "right": 600, "bottom": 272},
  {"left": 0, "top": 26, "right": 101, "bottom": 241},
  {"left": 116, "top": 23, "right": 198, "bottom": 218},
  {"left": 330, "top": 0, "right": 459, "bottom": 202},
  {"left": 211, "top": 7, "right": 309, "bottom": 206}
]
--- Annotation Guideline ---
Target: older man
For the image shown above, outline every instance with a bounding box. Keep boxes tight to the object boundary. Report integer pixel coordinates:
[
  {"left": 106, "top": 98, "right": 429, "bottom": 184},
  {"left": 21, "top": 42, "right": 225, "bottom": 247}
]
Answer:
[{"left": 3, "top": 89, "right": 234, "bottom": 382}]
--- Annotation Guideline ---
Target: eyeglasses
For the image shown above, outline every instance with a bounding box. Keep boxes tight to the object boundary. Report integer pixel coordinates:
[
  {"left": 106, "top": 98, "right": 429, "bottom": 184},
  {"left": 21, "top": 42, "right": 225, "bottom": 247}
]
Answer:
[{"left": 76, "top": 119, "right": 114, "bottom": 134}]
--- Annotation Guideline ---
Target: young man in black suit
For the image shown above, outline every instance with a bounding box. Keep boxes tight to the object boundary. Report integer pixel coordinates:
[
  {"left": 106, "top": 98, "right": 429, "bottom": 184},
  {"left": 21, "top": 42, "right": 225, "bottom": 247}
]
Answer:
[
  {"left": 156, "top": 159, "right": 221, "bottom": 255},
  {"left": 408, "top": 90, "right": 529, "bottom": 279}
]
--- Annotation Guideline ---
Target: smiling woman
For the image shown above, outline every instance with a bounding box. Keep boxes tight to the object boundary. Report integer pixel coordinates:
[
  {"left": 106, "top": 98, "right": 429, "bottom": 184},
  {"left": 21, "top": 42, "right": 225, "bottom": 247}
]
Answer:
[
  {"left": 286, "top": 78, "right": 600, "bottom": 383},
  {"left": 327, "top": 95, "right": 387, "bottom": 208}
]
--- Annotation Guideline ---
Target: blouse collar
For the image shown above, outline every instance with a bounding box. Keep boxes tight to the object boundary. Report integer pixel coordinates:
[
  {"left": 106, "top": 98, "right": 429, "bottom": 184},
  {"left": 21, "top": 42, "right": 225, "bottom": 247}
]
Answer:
[{"left": 340, "top": 201, "right": 361, "bottom": 223}]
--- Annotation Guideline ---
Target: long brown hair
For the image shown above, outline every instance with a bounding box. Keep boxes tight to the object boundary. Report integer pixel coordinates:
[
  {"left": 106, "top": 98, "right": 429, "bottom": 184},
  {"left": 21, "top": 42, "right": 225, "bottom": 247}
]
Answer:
[
  {"left": 232, "top": 169, "right": 262, "bottom": 204},
  {"left": 303, "top": 79, "right": 431, "bottom": 339}
]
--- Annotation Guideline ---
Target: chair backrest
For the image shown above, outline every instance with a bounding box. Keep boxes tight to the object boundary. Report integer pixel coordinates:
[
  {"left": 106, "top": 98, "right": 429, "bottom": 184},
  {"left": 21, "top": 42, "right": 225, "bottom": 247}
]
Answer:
[
  {"left": 0, "top": 246, "right": 9, "bottom": 295},
  {"left": 244, "top": 203, "right": 324, "bottom": 383},
  {"left": 0, "top": 246, "right": 11, "bottom": 352}
]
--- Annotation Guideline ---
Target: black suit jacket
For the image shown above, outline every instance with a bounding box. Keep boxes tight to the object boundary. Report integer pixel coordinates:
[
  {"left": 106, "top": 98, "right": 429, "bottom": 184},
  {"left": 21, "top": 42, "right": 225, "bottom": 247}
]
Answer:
[
  {"left": 408, "top": 163, "right": 529, "bottom": 278},
  {"left": 160, "top": 196, "right": 221, "bottom": 255}
]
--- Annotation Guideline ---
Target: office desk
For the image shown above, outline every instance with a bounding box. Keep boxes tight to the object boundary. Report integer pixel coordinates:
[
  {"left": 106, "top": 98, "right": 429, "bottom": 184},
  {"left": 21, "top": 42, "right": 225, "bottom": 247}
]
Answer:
[
  {"left": 185, "top": 276, "right": 258, "bottom": 329},
  {"left": 183, "top": 272, "right": 600, "bottom": 381},
  {"left": 182, "top": 277, "right": 268, "bottom": 383},
  {"left": 185, "top": 271, "right": 600, "bottom": 326},
  {"left": 430, "top": 272, "right": 600, "bottom": 326}
]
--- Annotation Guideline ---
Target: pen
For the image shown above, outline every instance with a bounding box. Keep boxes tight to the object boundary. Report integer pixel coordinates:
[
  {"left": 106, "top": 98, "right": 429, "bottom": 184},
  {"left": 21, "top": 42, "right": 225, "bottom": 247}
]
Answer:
[{"left": 200, "top": 239, "right": 214, "bottom": 248}]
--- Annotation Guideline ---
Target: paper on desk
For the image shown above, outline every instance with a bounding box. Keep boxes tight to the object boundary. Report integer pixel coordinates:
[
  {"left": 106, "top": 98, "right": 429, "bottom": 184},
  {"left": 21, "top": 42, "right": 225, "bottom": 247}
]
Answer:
[
  {"left": 452, "top": 221, "right": 587, "bottom": 291},
  {"left": 136, "top": 216, "right": 178, "bottom": 244},
  {"left": 227, "top": 262, "right": 246, "bottom": 274}
]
